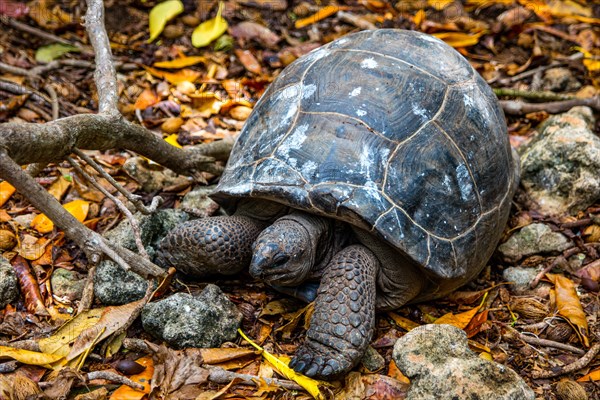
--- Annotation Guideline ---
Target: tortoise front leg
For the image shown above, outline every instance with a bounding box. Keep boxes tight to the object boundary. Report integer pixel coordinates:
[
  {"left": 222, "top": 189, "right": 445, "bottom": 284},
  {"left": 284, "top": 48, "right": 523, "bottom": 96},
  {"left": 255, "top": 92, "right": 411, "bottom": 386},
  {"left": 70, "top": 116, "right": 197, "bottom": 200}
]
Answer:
[
  {"left": 289, "top": 244, "right": 377, "bottom": 380},
  {"left": 157, "top": 216, "right": 266, "bottom": 276}
]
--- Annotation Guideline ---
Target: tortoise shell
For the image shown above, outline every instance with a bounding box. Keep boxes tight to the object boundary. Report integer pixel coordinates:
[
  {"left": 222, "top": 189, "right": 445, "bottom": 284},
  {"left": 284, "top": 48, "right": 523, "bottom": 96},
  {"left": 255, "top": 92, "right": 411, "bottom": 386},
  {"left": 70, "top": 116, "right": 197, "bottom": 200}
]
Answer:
[{"left": 213, "top": 29, "right": 518, "bottom": 293}]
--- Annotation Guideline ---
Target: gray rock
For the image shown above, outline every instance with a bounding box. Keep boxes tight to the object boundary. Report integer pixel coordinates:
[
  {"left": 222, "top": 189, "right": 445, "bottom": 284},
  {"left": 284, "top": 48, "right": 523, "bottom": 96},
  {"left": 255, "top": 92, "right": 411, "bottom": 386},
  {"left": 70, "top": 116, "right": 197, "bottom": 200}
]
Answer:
[
  {"left": 498, "top": 223, "right": 572, "bottom": 262},
  {"left": 519, "top": 107, "right": 600, "bottom": 215},
  {"left": 0, "top": 258, "right": 18, "bottom": 308},
  {"left": 141, "top": 284, "right": 242, "bottom": 348},
  {"left": 361, "top": 345, "right": 385, "bottom": 372},
  {"left": 393, "top": 324, "right": 534, "bottom": 400},
  {"left": 180, "top": 185, "right": 220, "bottom": 217},
  {"left": 502, "top": 266, "right": 542, "bottom": 294},
  {"left": 541, "top": 67, "right": 581, "bottom": 92},
  {"left": 123, "top": 157, "right": 190, "bottom": 193},
  {"left": 94, "top": 209, "right": 189, "bottom": 305},
  {"left": 50, "top": 268, "right": 85, "bottom": 301}
]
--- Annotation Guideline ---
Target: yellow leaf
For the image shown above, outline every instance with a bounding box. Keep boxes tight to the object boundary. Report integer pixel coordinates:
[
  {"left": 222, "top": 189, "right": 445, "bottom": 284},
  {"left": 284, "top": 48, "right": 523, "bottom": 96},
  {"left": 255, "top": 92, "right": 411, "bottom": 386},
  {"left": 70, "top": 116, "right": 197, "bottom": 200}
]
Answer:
[
  {"left": 238, "top": 329, "right": 326, "bottom": 400},
  {"left": 47, "top": 176, "right": 71, "bottom": 201},
  {"left": 0, "top": 345, "right": 63, "bottom": 367},
  {"left": 164, "top": 134, "right": 182, "bottom": 148},
  {"left": 192, "top": 2, "right": 228, "bottom": 48},
  {"left": 432, "top": 31, "right": 484, "bottom": 48},
  {"left": 546, "top": 273, "right": 589, "bottom": 346},
  {"left": 583, "top": 59, "right": 600, "bottom": 73},
  {"left": 31, "top": 200, "right": 89, "bottom": 234},
  {"left": 0, "top": 181, "right": 16, "bottom": 207},
  {"left": 413, "top": 9, "right": 426, "bottom": 26},
  {"left": 388, "top": 312, "right": 420, "bottom": 331},
  {"left": 295, "top": 5, "right": 340, "bottom": 29},
  {"left": 427, "top": 0, "right": 454, "bottom": 11},
  {"left": 134, "top": 88, "right": 160, "bottom": 110},
  {"left": 153, "top": 56, "right": 207, "bottom": 69},
  {"left": 39, "top": 308, "right": 104, "bottom": 358},
  {"left": 148, "top": 0, "right": 184, "bottom": 43},
  {"left": 143, "top": 66, "right": 202, "bottom": 84}
]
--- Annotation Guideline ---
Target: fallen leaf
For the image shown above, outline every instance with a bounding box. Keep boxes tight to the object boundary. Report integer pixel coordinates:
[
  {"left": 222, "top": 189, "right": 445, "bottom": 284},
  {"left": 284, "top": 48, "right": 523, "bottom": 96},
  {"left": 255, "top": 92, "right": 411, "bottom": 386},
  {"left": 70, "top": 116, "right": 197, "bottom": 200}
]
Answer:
[
  {"left": 134, "top": 88, "right": 160, "bottom": 110},
  {"left": 546, "top": 273, "right": 589, "bottom": 347},
  {"left": 230, "top": 21, "right": 280, "bottom": 49},
  {"left": 35, "top": 43, "right": 79, "bottom": 63},
  {"left": 109, "top": 356, "right": 153, "bottom": 400},
  {"left": 0, "top": 0, "right": 29, "bottom": 17},
  {"left": 148, "top": 0, "right": 184, "bottom": 43},
  {"left": 11, "top": 255, "right": 48, "bottom": 316},
  {"left": 335, "top": 372, "right": 409, "bottom": 399},
  {"left": 149, "top": 345, "right": 209, "bottom": 399},
  {"left": 143, "top": 66, "right": 202, "bottom": 84},
  {"left": 39, "top": 308, "right": 104, "bottom": 358},
  {"left": 239, "top": 329, "right": 327, "bottom": 400},
  {"left": 0, "top": 345, "right": 62, "bottom": 367},
  {"left": 192, "top": 2, "right": 228, "bottom": 48},
  {"left": 28, "top": 0, "right": 72, "bottom": 30},
  {"left": 432, "top": 31, "right": 485, "bottom": 48},
  {"left": 164, "top": 134, "right": 182, "bottom": 148},
  {"left": 388, "top": 312, "right": 420, "bottom": 331},
  {"left": 200, "top": 348, "right": 257, "bottom": 364},
  {"left": 578, "top": 367, "right": 600, "bottom": 382},
  {"left": 295, "top": 5, "right": 340, "bottom": 29},
  {"left": 576, "top": 260, "right": 600, "bottom": 282},
  {"left": 463, "top": 309, "right": 488, "bottom": 338},
  {"left": 31, "top": 199, "right": 89, "bottom": 234},
  {"left": 235, "top": 49, "right": 262, "bottom": 74},
  {"left": 0, "top": 181, "right": 16, "bottom": 207},
  {"left": 153, "top": 56, "right": 207, "bottom": 69},
  {"left": 47, "top": 176, "right": 71, "bottom": 201}
]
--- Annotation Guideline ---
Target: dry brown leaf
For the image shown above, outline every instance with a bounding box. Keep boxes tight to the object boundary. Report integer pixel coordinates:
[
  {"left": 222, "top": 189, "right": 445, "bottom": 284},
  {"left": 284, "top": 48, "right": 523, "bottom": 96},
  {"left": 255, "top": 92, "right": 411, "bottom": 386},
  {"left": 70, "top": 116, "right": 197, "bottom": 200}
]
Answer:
[
  {"left": 582, "top": 225, "right": 600, "bottom": 243},
  {"left": 335, "top": 372, "right": 409, "bottom": 399},
  {"left": 230, "top": 21, "right": 280, "bottom": 49},
  {"left": 463, "top": 309, "right": 488, "bottom": 338},
  {"left": 388, "top": 312, "right": 420, "bottom": 331},
  {"left": 546, "top": 273, "right": 589, "bottom": 347},
  {"left": 47, "top": 176, "right": 71, "bottom": 201},
  {"left": 200, "top": 348, "right": 257, "bottom": 364},
  {"left": 11, "top": 255, "right": 48, "bottom": 316},
  {"left": 234, "top": 49, "right": 262, "bottom": 75},
  {"left": 150, "top": 345, "right": 209, "bottom": 399},
  {"left": 134, "top": 88, "right": 160, "bottom": 110}
]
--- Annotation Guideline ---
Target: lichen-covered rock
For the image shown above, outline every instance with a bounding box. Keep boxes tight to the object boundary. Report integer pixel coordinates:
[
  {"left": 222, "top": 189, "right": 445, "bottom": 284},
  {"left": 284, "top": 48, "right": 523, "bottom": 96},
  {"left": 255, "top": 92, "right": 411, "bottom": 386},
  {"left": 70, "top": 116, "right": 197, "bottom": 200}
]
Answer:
[
  {"left": 94, "top": 209, "right": 189, "bottom": 305},
  {"left": 50, "top": 268, "right": 85, "bottom": 301},
  {"left": 180, "top": 185, "right": 220, "bottom": 217},
  {"left": 123, "top": 157, "right": 189, "bottom": 193},
  {"left": 0, "top": 258, "right": 18, "bottom": 308},
  {"left": 141, "top": 285, "right": 242, "bottom": 348},
  {"left": 519, "top": 106, "right": 600, "bottom": 215},
  {"left": 393, "top": 324, "right": 534, "bottom": 400},
  {"left": 502, "top": 266, "right": 541, "bottom": 294},
  {"left": 498, "top": 223, "right": 572, "bottom": 262},
  {"left": 541, "top": 68, "right": 581, "bottom": 92},
  {"left": 360, "top": 345, "right": 385, "bottom": 373}
]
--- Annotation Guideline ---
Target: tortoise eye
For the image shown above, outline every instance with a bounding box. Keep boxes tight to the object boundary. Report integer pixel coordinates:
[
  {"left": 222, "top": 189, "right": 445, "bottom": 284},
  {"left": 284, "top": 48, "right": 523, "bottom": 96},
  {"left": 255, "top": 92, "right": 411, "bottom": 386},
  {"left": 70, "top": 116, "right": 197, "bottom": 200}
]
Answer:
[{"left": 272, "top": 254, "right": 289, "bottom": 267}]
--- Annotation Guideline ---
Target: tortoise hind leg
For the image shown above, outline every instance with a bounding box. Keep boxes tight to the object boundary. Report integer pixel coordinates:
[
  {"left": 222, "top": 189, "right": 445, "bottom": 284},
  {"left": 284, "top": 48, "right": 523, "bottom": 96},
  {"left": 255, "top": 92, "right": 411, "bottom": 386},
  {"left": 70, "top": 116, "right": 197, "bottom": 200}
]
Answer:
[
  {"left": 156, "top": 216, "right": 266, "bottom": 277},
  {"left": 289, "top": 245, "right": 377, "bottom": 380}
]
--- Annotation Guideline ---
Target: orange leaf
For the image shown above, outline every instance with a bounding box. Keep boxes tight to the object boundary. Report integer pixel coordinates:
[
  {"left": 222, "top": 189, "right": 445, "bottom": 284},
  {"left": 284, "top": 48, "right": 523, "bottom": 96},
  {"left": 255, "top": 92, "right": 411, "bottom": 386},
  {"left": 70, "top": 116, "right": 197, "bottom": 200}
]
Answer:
[
  {"left": 432, "top": 31, "right": 484, "bottom": 48},
  {"left": 31, "top": 200, "right": 89, "bottom": 234},
  {"left": 388, "top": 312, "right": 420, "bottom": 331},
  {"left": 546, "top": 273, "right": 589, "bottom": 347},
  {"left": 200, "top": 348, "right": 256, "bottom": 364},
  {"left": 153, "top": 56, "right": 207, "bottom": 69},
  {"left": 463, "top": 309, "right": 488, "bottom": 338},
  {"left": 0, "top": 181, "right": 16, "bottom": 207},
  {"left": 134, "top": 88, "right": 160, "bottom": 110},
  {"left": 388, "top": 360, "right": 410, "bottom": 384},
  {"left": 10, "top": 255, "right": 48, "bottom": 316},
  {"left": 143, "top": 66, "right": 202, "bottom": 84},
  {"left": 109, "top": 356, "right": 154, "bottom": 399},
  {"left": 234, "top": 49, "right": 262, "bottom": 75},
  {"left": 434, "top": 306, "right": 480, "bottom": 329},
  {"left": 47, "top": 176, "right": 71, "bottom": 201},
  {"left": 295, "top": 5, "right": 340, "bottom": 29},
  {"left": 578, "top": 367, "right": 600, "bottom": 382}
]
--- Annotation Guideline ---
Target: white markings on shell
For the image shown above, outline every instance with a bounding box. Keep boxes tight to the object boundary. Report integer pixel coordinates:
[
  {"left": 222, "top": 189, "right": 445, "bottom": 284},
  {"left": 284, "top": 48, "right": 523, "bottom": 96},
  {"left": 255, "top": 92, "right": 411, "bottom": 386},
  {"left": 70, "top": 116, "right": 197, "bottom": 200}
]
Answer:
[
  {"left": 279, "top": 124, "right": 309, "bottom": 160},
  {"left": 357, "top": 109, "right": 367, "bottom": 117},
  {"left": 301, "top": 160, "right": 317, "bottom": 176},
  {"left": 303, "top": 84, "right": 317, "bottom": 99},
  {"left": 274, "top": 83, "right": 301, "bottom": 130},
  {"left": 305, "top": 47, "right": 330, "bottom": 62},
  {"left": 349, "top": 87, "right": 362, "bottom": 97},
  {"left": 361, "top": 58, "right": 378, "bottom": 69},
  {"left": 456, "top": 163, "right": 473, "bottom": 201},
  {"left": 412, "top": 104, "right": 429, "bottom": 122}
]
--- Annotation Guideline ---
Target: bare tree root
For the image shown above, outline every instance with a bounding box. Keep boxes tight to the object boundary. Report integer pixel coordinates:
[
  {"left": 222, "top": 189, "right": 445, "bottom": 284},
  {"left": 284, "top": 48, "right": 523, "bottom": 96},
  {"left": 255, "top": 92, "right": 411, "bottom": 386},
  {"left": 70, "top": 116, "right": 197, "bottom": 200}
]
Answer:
[
  {"left": 499, "top": 96, "right": 600, "bottom": 115},
  {"left": 0, "top": 0, "right": 236, "bottom": 284}
]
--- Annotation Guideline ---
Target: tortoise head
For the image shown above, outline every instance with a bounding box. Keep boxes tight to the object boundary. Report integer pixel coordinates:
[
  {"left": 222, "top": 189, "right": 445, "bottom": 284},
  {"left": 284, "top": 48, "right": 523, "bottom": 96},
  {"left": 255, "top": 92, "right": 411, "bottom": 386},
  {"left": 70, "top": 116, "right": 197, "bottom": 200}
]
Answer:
[{"left": 250, "top": 218, "right": 314, "bottom": 286}]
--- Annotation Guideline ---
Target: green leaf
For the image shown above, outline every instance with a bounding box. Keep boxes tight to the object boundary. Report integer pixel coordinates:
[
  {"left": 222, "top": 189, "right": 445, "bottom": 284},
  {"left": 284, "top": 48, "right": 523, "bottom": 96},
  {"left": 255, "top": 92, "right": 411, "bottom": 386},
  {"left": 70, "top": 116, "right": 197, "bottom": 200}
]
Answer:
[
  {"left": 148, "top": 0, "right": 184, "bottom": 43},
  {"left": 35, "top": 43, "right": 79, "bottom": 63},
  {"left": 192, "top": 2, "right": 228, "bottom": 48}
]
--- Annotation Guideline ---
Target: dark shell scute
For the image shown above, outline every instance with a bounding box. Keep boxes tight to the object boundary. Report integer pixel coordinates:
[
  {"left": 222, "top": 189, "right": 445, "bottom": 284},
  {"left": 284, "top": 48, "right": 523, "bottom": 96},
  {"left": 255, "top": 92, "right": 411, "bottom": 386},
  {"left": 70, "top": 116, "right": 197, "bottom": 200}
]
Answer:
[
  {"left": 434, "top": 79, "right": 511, "bottom": 211},
  {"left": 299, "top": 49, "right": 447, "bottom": 142},
  {"left": 326, "top": 30, "right": 473, "bottom": 84},
  {"left": 384, "top": 123, "right": 480, "bottom": 238}
]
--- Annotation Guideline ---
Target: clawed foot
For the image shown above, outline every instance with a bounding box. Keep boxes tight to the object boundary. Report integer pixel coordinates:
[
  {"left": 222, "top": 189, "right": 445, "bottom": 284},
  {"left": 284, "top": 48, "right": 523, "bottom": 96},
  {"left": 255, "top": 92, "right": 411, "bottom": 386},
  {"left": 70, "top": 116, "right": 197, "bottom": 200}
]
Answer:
[{"left": 289, "top": 338, "right": 355, "bottom": 380}]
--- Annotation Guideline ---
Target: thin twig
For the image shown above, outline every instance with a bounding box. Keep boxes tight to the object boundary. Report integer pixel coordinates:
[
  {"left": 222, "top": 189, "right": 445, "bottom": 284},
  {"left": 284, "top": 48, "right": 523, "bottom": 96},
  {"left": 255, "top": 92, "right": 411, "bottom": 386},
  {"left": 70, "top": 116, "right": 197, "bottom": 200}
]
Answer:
[
  {"left": 44, "top": 84, "right": 59, "bottom": 120},
  {"left": 493, "top": 88, "right": 574, "bottom": 102},
  {"left": 0, "top": 16, "right": 91, "bottom": 53},
  {"left": 86, "top": 370, "right": 145, "bottom": 390},
  {"left": 67, "top": 154, "right": 150, "bottom": 259},
  {"left": 531, "top": 342, "right": 600, "bottom": 379},
  {"left": 492, "top": 53, "right": 583, "bottom": 85},
  {"left": 73, "top": 149, "right": 162, "bottom": 215},
  {"left": 205, "top": 365, "right": 305, "bottom": 391},
  {"left": 0, "top": 78, "right": 52, "bottom": 105},
  {"left": 78, "top": 265, "right": 96, "bottom": 314},
  {"left": 518, "top": 332, "right": 586, "bottom": 355},
  {"left": 500, "top": 96, "right": 600, "bottom": 115},
  {"left": 84, "top": 0, "right": 119, "bottom": 115}
]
